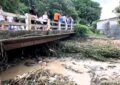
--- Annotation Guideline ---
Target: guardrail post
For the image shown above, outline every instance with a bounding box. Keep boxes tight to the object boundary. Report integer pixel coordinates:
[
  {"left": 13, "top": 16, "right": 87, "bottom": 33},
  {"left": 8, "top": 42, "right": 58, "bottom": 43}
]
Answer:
[
  {"left": 71, "top": 23, "right": 73, "bottom": 31},
  {"left": 25, "top": 13, "right": 31, "bottom": 30},
  {"left": 58, "top": 21, "right": 61, "bottom": 30},
  {"left": 65, "top": 22, "right": 68, "bottom": 30},
  {"left": 47, "top": 19, "right": 51, "bottom": 30}
]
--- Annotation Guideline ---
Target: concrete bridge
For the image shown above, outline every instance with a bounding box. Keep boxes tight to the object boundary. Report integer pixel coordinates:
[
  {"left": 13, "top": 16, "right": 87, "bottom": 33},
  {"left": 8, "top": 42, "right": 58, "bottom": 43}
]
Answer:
[
  {"left": 0, "top": 11, "right": 75, "bottom": 66},
  {"left": 0, "top": 11, "right": 75, "bottom": 51}
]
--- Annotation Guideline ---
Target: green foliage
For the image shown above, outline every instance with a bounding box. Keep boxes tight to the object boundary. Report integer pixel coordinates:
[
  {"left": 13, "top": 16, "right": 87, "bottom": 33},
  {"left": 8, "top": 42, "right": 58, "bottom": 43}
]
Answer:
[
  {"left": 91, "top": 21, "right": 97, "bottom": 32},
  {"left": 0, "top": 0, "right": 28, "bottom": 14},
  {"left": 117, "top": 19, "right": 120, "bottom": 25},
  {"left": 72, "top": 0, "right": 101, "bottom": 24},
  {"left": 115, "top": 3, "right": 120, "bottom": 24},
  {"left": 114, "top": 4, "right": 120, "bottom": 13},
  {"left": 91, "top": 21, "right": 102, "bottom": 34},
  {"left": 60, "top": 41, "right": 120, "bottom": 61},
  {"left": 74, "top": 24, "right": 93, "bottom": 37},
  {"left": 101, "top": 82, "right": 119, "bottom": 85}
]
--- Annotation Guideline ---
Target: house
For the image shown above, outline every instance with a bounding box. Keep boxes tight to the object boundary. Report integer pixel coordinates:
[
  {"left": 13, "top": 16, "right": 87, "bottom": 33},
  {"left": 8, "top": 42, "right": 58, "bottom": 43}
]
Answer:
[
  {"left": 97, "top": 17, "right": 120, "bottom": 39},
  {"left": 97, "top": 17, "right": 118, "bottom": 30}
]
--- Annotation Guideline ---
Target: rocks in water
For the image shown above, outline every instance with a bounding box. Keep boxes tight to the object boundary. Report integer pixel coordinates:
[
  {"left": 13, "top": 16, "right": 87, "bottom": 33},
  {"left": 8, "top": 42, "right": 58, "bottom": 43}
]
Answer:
[
  {"left": 107, "top": 65, "right": 116, "bottom": 69},
  {"left": 24, "top": 60, "right": 36, "bottom": 67}
]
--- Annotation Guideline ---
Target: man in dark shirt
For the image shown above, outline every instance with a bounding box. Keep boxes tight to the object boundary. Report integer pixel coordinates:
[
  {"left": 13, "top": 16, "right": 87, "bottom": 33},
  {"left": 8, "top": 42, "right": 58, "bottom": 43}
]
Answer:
[
  {"left": 29, "top": 5, "right": 38, "bottom": 24},
  {"left": 29, "top": 5, "right": 38, "bottom": 16}
]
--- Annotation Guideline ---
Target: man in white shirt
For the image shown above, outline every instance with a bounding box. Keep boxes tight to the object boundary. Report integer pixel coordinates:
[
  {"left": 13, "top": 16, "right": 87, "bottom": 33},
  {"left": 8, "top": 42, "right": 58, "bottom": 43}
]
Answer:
[
  {"left": 7, "top": 16, "right": 14, "bottom": 23},
  {"left": 0, "top": 6, "right": 5, "bottom": 30},
  {"left": 62, "top": 16, "right": 67, "bottom": 23},
  {"left": 42, "top": 12, "right": 48, "bottom": 25},
  {"left": 39, "top": 16, "right": 44, "bottom": 24},
  {"left": 0, "top": 6, "right": 4, "bottom": 22}
]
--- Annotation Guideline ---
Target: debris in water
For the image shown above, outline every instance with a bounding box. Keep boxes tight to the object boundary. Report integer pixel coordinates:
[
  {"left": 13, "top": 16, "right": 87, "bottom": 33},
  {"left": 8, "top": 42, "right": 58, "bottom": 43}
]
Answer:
[{"left": 2, "top": 69, "right": 75, "bottom": 85}]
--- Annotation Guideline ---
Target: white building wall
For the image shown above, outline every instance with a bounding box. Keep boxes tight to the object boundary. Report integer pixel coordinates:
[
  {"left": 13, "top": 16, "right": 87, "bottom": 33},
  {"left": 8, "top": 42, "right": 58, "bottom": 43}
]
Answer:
[
  {"left": 97, "top": 21, "right": 108, "bottom": 30},
  {"left": 97, "top": 18, "right": 118, "bottom": 30},
  {"left": 97, "top": 18, "right": 120, "bottom": 39}
]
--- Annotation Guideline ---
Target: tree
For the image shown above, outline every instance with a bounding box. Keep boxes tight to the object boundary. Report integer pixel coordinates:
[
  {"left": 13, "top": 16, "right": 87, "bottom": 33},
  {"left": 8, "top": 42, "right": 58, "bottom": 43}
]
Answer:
[
  {"left": 72, "top": 0, "right": 101, "bottom": 25},
  {"left": 0, "top": 0, "right": 28, "bottom": 14},
  {"left": 114, "top": 2, "right": 120, "bottom": 25}
]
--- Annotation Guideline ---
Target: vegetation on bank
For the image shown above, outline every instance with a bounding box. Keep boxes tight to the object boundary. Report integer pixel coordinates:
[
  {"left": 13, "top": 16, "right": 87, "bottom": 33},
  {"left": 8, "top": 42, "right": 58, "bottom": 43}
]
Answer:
[
  {"left": 74, "top": 23, "right": 102, "bottom": 39},
  {"left": 59, "top": 40, "right": 120, "bottom": 61},
  {"left": 74, "top": 24, "right": 93, "bottom": 37},
  {"left": 101, "top": 82, "right": 119, "bottom": 85}
]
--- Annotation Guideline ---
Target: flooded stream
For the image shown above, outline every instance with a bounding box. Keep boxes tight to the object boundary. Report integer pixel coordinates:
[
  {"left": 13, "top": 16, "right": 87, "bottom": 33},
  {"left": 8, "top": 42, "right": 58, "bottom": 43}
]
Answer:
[{"left": 1, "top": 57, "right": 120, "bottom": 85}]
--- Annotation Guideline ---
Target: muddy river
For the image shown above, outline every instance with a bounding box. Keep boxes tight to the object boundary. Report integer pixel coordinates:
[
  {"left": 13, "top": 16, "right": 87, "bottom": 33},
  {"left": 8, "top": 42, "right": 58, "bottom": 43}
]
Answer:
[{"left": 1, "top": 57, "right": 120, "bottom": 85}]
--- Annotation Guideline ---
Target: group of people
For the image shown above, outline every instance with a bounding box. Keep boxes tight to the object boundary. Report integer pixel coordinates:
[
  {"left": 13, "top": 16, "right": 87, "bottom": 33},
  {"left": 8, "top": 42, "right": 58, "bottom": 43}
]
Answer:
[
  {"left": 29, "top": 6, "right": 74, "bottom": 25},
  {"left": 0, "top": 5, "right": 74, "bottom": 31},
  {"left": 54, "top": 12, "right": 74, "bottom": 26}
]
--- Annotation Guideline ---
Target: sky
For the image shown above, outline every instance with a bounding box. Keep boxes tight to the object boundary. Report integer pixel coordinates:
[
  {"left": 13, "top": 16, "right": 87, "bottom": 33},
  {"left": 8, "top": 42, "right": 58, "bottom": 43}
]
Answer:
[{"left": 92, "top": 0, "right": 119, "bottom": 20}]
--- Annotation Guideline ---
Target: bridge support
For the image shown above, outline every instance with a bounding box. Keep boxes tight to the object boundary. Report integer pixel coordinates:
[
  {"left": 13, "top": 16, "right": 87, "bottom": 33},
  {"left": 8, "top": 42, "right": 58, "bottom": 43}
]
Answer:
[{"left": 0, "top": 42, "right": 8, "bottom": 72}]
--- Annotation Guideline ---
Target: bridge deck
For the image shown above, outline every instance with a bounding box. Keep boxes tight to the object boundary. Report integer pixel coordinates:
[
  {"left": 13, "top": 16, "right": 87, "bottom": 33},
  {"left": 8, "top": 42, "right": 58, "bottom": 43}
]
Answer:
[{"left": 0, "top": 31, "right": 74, "bottom": 50}]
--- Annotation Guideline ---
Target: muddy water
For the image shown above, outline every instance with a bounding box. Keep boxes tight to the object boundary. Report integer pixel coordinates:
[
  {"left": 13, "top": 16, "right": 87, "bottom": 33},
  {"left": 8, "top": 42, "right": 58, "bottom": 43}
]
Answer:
[
  {"left": 0, "top": 61, "right": 45, "bottom": 80},
  {"left": 1, "top": 58, "right": 120, "bottom": 85},
  {"left": 45, "top": 59, "right": 91, "bottom": 85}
]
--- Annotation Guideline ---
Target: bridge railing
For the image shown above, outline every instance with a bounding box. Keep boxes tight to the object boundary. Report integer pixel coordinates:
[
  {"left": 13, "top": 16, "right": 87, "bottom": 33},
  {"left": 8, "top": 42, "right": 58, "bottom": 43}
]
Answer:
[{"left": 0, "top": 11, "right": 74, "bottom": 33}]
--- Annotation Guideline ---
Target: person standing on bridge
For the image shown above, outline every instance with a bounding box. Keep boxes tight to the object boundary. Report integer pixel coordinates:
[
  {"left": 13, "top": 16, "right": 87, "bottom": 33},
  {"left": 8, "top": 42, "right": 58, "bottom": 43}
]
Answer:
[
  {"left": 42, "top": 11, "right": 48, "bottom": 25},
  {"left": 7, "top": 16, "right": 14, "bottom": 30},
  {"left": 29, "top": 5, "right": 38, "bottom": 24},
  {"left": 29, "top": 5, "right": 38, "bottom": 17},
  {"left": 67, "top": 16, "right": 74, "bottom": 27},
  {"left": 0, "top": 6, "right": 5, "bottom": 30},
  {"left": 54, "top": 11, "right": 61, "bottom": 22}
]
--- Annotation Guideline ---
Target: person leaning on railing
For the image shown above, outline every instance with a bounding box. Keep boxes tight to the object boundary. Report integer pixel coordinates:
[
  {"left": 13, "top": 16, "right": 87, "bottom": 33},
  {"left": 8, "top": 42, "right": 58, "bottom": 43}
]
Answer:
[
  {"left": 66, "top": 16, "right": 74, "bottom": 29},
  {"left": 0, "top": 6, "right": 5, "bottom": 30},
  {"left": 59, "top": 15, "right": 67, "bottom": 28},
  {"left": 53, "top": 11, "right": 61, "bottom": 29},
  {"left": 6, "top": 16, "right": 14, "bottom": 30},
  {"left": 54, "top": 11, "right": 61, "bottom": 22},
  {"left": 42, "top": 12, "right": 48, "bottom": 25}
]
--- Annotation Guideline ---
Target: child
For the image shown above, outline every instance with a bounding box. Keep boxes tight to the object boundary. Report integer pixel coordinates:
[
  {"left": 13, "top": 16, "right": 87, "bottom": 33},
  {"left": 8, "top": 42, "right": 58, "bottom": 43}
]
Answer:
[{"left": 7, "top": 16, "right": 14, "bottom": 30}]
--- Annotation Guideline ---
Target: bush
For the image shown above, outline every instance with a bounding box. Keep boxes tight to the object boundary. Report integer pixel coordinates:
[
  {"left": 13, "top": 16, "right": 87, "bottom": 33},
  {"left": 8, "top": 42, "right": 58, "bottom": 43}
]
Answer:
[
  {"left": 117, "top": 19, "right": 120, "bottom": 25},
  {"left": 91, "top": 21, "right": 97, "bottom": 32},
  {"left": 74, "top": 24, "right": 92, "bottom": 37}
]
